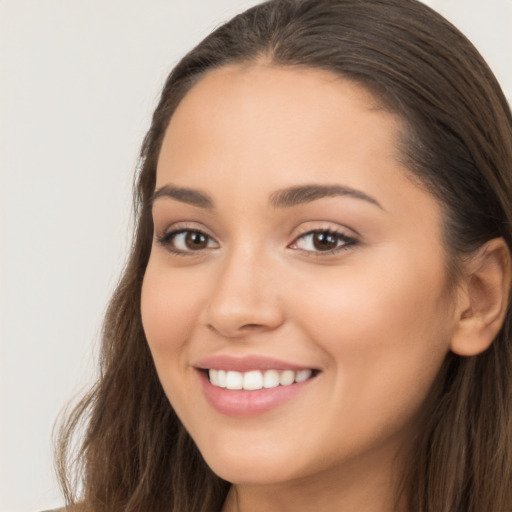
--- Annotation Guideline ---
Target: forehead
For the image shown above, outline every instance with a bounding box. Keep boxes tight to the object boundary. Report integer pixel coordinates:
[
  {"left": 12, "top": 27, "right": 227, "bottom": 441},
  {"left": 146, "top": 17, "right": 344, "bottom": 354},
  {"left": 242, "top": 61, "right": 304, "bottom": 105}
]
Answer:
[{"left": 157, "top": 64, "right": 403, "bottom": 192}]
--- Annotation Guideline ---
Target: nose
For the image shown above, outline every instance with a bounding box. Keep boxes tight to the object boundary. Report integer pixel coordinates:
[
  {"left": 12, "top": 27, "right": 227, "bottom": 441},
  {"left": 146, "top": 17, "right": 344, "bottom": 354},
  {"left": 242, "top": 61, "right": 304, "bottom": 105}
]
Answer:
[{"left": 202, "top": 247, "right": 285, "bottom": 338}]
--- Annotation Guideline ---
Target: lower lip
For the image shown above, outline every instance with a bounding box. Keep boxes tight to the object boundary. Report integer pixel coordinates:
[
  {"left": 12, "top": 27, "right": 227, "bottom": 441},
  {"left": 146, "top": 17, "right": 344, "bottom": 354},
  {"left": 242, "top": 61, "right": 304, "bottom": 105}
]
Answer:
[{"left": 199, "top": 371, "right": 315, "bottom": 416}]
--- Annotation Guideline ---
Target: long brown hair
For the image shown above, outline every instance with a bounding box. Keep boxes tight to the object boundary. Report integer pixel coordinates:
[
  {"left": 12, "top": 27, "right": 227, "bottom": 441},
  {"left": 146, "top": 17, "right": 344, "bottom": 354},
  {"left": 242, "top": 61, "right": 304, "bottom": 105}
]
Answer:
[{"left": 56, "top": 1, "right": 512, "bottom": 511}]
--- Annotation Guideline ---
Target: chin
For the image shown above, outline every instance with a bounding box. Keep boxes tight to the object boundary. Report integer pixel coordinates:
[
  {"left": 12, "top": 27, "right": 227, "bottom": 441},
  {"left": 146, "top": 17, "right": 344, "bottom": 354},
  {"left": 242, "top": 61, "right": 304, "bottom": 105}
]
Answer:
[
  {"left": 196, "top": 435, "right": 307, "bottom": 485},
  {"left": 208, "top": 459, "right": 298, "bottom": 486}
]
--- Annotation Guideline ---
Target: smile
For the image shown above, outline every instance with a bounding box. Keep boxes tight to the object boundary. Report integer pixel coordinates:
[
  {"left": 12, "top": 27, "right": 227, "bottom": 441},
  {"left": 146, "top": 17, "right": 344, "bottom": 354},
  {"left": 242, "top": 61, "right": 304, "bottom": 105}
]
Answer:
[{"left": 208, "top": 368, "right": 314, "bottom": 390}]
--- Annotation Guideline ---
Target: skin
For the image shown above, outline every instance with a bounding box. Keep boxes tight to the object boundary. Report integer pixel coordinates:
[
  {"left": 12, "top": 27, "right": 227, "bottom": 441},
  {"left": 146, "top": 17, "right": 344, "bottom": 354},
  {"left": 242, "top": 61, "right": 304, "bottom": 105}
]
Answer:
[{"left": 141, "top": 64, "right": 466, "bottom": 512}]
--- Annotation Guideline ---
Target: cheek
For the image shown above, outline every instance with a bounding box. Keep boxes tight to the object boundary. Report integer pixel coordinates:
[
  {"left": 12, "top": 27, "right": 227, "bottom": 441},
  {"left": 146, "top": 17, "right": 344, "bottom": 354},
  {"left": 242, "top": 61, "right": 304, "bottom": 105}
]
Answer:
[
  {"left": 140, "top": 262, "right": 209, "bottom": 419},
  {"left": 295, "top": 259, "right": 450, "bottom": 347},
  {"left": 291, "top": 254, "right": 453, "bottom": 421},
  {"left": 140, "top": 263, "right": 201, "bottom": 366}
]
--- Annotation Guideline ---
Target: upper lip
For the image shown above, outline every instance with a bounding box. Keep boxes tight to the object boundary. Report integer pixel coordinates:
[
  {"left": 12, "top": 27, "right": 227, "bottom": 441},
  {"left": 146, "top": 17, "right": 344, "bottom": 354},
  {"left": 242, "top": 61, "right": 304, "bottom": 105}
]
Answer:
[{"left": 194, "top": 355, "right": 317, "bottom": 372}]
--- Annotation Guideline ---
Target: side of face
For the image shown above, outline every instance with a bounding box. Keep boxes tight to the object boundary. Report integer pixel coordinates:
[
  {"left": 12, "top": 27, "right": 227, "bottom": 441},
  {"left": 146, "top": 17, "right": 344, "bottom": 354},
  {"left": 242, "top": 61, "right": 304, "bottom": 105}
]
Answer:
[{"left": 140, "top": 64, "right": 460, "bottom": 487}]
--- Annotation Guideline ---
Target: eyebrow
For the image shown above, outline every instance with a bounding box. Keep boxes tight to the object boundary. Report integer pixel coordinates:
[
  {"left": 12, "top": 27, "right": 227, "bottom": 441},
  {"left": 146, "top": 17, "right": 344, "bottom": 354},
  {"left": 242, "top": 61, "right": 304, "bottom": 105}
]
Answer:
[
  {"left": 269, "top": 184, "right": 383, "bottom": 209},
  {"left": 150, "top": 184, "right": 214, "bottom": 209},
  {"left": 150, "top": 183, "right": 382, "bottom": 210}
]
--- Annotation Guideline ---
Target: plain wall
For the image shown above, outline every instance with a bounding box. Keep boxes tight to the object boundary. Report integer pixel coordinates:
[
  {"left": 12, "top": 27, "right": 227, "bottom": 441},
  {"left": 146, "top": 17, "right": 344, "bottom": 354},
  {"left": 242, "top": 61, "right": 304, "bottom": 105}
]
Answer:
[{"left": 1, "top": 1, "right": 511, "bottom": 511}]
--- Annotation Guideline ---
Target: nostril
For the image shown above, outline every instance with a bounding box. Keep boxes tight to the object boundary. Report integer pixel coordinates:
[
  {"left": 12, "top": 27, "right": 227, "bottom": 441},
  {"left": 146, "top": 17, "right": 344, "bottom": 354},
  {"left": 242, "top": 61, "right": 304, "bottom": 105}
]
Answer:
[
  {"left": 207, "top": 322, "right": 265, "bottom": 334},
  {"left": 241, "top": 323, "right": 264, "bottom": 330}
]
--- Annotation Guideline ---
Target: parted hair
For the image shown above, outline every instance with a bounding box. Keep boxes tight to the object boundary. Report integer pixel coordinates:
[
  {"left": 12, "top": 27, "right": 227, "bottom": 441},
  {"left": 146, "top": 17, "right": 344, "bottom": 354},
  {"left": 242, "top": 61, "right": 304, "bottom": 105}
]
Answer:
[{"left": 56, "top": 1, "right": 512, "bottom": 511}]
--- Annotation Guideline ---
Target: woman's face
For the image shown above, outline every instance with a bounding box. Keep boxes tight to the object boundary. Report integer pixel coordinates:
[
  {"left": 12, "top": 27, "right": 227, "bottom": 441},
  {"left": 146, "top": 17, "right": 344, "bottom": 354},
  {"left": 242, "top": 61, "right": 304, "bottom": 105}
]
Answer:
[{"left": 141, "top": 64, "right": 458, "bottom": 486}]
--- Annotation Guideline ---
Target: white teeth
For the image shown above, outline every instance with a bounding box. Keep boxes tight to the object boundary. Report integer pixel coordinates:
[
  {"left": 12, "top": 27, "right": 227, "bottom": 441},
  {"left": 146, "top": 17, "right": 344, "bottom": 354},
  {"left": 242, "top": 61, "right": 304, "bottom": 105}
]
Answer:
[
  {"left": 208, "top": 368, "right": 314, "bottom": 390},
  {"left": 263, "top": 369, "right": 280, "bottom": 389},
  {"left": 217, "top": 370, "right": 227, "bottom": 388},
  {"left": 279, "top": 370, "right": 295, "bottom": 386},
  {"left": 209, "top": 369, "right": 228, "bottom": 387},
  {"left": 243, "top": 370, "right": 263, "bottom": 390},
  {"left": 295, "top": 369, "right": 312, "bottom": 383},
  {"left": 209, "top": 369, "right": 219, "bottom": 386},
  {"left": 225, "top": 371, "right": 243, "bottom": 390}
]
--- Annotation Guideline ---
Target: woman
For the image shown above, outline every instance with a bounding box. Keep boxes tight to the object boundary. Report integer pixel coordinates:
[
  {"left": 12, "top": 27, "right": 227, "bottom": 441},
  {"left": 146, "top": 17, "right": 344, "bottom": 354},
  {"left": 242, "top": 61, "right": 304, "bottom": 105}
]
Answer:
[{"left": 56, "top": 0, "right": 512, "bottom": 511}]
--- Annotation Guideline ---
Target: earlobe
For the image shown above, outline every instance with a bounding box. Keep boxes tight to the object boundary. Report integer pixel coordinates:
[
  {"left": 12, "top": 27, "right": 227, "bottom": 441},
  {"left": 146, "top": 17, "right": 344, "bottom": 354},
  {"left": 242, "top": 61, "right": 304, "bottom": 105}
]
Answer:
[{"left": 450, "top": 238, "right": 512, "bottom": 357}]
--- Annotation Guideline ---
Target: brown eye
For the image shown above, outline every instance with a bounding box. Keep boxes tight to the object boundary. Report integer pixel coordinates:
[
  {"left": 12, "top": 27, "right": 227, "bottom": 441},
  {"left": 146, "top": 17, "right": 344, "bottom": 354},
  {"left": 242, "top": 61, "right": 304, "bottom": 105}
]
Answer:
[
  {"left": 312, "top": 232, "right": 339, "bottom": 251},
  {"left": 290, "top": 229, "right": 356, "bottom": 254},
  {"left": 184, "top": 231, "right": 208, "bottom": 250},
  {"left": 158, "top": 229, "right": 219, "bottom": 254}
]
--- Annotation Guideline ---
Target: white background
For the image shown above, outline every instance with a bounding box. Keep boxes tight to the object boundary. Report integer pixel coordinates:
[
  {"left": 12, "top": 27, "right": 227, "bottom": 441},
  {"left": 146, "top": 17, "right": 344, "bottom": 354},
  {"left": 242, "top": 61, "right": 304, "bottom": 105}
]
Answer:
[{"left": 1, "top": 1, "right": 511, "bottom": 511}]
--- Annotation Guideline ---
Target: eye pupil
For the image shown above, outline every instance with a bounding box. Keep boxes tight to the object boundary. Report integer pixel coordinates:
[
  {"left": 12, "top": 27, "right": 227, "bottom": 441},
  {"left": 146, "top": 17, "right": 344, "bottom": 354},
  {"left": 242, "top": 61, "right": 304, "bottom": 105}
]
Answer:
[
  {"left": 185, "top": 231, "right": 208, "bottom": 249},
  {"left": 313, "top": 232, "right": 338, "bottom": 251}
]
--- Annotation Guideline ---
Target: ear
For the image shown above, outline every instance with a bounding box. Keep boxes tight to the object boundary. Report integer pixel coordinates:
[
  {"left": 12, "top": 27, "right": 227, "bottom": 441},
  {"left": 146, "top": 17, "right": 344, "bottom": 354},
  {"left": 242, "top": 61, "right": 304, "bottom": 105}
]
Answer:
[{"left": 450, "top": 238, "right": 512, "bottom": 356}]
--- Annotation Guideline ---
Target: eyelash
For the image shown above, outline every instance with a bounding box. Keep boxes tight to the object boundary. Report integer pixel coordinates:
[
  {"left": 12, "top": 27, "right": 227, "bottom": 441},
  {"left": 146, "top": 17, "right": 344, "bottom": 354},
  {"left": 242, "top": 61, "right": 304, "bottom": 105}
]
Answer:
[
  {"left": 156, "top": 227, "right": 357, "bottom": 257},
  {"left": 289, "top": 229, "right": 357, "bottom": 255},
  {"left": 156, "top": 228, "right": 218, "bottom": 256}
]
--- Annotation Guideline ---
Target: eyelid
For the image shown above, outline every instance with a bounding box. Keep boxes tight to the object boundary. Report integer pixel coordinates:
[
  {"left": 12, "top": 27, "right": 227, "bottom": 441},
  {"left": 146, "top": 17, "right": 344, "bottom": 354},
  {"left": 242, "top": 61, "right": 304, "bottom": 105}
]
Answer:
[
  {"left": 155, "top": 222, "right": 219, "bottom": 256},
  {"left": 288, "top": 224, "right": 358, "bottom": 256},
  {"left": 154, "top": 220, "right": 358, "bottom": 257}
]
